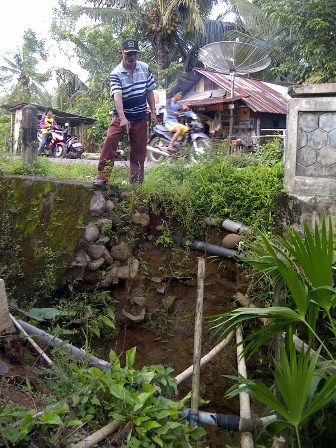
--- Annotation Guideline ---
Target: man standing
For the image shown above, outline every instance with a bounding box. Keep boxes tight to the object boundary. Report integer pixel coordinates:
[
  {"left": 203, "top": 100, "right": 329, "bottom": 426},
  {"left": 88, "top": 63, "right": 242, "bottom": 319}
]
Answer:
[{"left": 93, "top": 38, "right": 157, "bottom": 186}]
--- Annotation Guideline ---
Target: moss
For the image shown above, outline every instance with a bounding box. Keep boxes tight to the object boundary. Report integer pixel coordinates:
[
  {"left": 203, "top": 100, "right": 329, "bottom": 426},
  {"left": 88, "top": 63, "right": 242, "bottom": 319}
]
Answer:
[{"left": 0, "top": 176, "right": 92, "bottom": 302}]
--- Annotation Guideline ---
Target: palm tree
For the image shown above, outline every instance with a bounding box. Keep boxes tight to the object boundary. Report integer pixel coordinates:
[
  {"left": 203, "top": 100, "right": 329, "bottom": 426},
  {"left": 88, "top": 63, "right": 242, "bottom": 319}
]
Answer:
[
  {"left": 0, "top": 29, "right": 52, "bottom": 103},
  {"left": 64, "top": 0, "right": 228, "bottom": 84},
  {"left": 209, "top": 216, "right": 336, "bottom": 446}
]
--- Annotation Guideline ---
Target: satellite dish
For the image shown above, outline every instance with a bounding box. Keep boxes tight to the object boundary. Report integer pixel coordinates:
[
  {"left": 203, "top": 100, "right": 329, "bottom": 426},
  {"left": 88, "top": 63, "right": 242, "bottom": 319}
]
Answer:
[
  {"left": 199, "top": 40, "right": 271, "bottom": 96},
  {"left": 198, "top": 40, "right": 271, "bottom": 151}
]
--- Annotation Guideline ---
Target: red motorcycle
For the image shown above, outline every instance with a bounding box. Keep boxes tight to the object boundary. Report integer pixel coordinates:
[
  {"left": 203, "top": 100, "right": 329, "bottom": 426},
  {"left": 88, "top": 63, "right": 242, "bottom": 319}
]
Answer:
[{"left": 37, "top": 126, "right": 67, "bottom": 158}]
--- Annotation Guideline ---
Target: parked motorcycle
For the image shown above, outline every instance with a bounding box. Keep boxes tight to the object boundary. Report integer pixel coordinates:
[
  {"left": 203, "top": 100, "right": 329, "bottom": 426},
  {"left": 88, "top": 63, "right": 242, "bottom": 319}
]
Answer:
[
  {"left": 37, "top": 126, "right": 66, "bottom": 158},
  {"left": 63, "top": 124, "right": 83, "bottom": 159},
  {"left": 146, "top": 110, "right": 211, "bottom": 163}
]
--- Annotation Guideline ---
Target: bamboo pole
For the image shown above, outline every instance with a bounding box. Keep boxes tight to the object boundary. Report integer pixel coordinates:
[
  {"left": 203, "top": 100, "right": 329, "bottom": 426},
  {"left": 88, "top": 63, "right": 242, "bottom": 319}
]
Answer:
[
  {"left": 175, "top": 331, "right": 234, "bottom": 385},
  {"left": 236, "top": 326, "right": 254, "bottom": 448},
  {"left": 69, "top": 420, "right": 122, "bottom": 448},
  {"left": 10, "top": 314, "right": 53, "bottom": 366},
  {"left": 190, "top": 258, "right": 205, "bottom": 436}
]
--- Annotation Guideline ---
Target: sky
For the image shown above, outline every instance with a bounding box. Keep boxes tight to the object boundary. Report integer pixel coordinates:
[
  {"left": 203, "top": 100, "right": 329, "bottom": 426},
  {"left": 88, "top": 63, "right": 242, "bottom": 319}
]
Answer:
[
  {"left": 0, "top": 0, "right": 89, "bottom": 90},
  {"left": 0, "top": 0, "right": 227, "bottom": 93}
]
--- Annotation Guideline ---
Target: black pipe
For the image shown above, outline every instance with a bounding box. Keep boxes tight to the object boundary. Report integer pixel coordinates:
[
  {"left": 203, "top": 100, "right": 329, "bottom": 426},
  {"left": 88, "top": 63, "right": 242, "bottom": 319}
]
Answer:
[{"left": 172, "top": 235, "right": 244, "bottom": 259}]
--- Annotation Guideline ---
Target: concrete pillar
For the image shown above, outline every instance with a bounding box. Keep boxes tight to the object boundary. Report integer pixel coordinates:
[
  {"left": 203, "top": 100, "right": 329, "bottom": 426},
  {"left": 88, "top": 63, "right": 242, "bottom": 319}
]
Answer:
[
  {"left": 22, "top": 104, "right": 38, "bottom": 164},
  {"left": 0, "top": 279, "right": 15, "bottom": 333},
  {"left": 281, "top": 83, "right": 336, "bottom": 234}
]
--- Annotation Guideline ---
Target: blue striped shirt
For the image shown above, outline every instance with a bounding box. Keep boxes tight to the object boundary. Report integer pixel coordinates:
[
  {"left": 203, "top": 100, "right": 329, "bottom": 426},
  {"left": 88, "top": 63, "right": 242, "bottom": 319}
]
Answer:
[{"left": 110, "top": 61, "right": 156, "bottom": 121}]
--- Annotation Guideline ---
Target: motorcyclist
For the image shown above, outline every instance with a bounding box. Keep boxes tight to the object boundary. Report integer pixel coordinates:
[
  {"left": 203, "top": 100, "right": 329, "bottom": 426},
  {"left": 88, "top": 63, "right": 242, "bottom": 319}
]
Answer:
[
  {"left": 163, "top": 90, "right": 189, "bottom": 152},
  {"left": 37, "top": 108, "right": 59, "bottom": 155}
]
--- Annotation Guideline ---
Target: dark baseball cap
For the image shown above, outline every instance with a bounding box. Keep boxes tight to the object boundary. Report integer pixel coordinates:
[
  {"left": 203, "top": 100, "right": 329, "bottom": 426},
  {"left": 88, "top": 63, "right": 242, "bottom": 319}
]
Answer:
[{"left": 122, "top": 38, "right": 140, "bottom": 52}]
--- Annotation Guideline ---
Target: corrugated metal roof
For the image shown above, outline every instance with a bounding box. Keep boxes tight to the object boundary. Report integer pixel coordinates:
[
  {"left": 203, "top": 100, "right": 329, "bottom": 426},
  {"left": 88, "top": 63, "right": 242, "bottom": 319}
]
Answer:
[
  {"left": 196, "top": 68, "right": 289, "bottom": 114},
  {"left": 184, "top": 96, "right": 243, "bottom": 107},
  {"left": 0, "top": 101, "right": 95, "bottom": 125}
]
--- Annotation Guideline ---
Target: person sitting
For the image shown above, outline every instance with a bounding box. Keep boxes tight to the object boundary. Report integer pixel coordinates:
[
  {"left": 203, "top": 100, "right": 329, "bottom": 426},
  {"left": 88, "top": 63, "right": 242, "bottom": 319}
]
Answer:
[
  {"left": 163, "top": 90, "right": 189, "bottom": 152},
  {"left": 37, "top": 108, "right": 59, "bottom": 155}
]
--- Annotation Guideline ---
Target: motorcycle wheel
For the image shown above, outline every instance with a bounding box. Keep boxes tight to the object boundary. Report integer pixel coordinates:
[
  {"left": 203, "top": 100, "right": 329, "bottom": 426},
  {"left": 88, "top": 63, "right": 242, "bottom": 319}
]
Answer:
[
  {"left": 195, "top": 138, "right": 211, "bottom": 154},
  {"left": 147, "top": 136, "right": 166, "bottom": 163},
  {"left": 190, "top": 138, "right": 211, "bottom": 162},
  {"left": 55, "top": 144, "right": 65, "bottom": 158}
]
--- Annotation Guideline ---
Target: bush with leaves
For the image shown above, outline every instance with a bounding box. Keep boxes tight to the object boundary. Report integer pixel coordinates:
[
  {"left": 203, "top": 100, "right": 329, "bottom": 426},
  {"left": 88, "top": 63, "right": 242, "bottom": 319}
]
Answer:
[{"left": 0, "top": 348, "right": 206, "bottom": 447}]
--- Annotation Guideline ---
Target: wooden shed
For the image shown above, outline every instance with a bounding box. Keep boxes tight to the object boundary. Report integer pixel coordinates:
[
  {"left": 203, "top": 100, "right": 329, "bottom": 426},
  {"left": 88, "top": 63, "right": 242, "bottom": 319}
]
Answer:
[{"left": 0, "top": 101, "right": 95, "bottom": 152}]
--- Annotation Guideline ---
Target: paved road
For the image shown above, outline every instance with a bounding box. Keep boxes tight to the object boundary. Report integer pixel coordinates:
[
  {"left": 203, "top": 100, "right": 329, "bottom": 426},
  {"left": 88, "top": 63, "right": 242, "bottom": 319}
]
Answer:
[{"left": 50, "top": 155, "right": 154, "bottom": 168}]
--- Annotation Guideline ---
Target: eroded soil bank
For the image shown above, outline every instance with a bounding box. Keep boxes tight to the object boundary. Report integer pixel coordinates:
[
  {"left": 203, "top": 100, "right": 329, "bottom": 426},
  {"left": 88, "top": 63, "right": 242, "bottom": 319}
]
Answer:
[{"left": 0, "top": 176, "right": 268, "bottom": 447}]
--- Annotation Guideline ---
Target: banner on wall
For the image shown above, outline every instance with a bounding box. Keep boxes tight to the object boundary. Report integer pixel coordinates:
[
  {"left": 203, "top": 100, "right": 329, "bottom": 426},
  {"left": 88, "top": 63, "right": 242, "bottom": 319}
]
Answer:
[{"left": 239, "top": 106, "right": 250, "bottom": 122}]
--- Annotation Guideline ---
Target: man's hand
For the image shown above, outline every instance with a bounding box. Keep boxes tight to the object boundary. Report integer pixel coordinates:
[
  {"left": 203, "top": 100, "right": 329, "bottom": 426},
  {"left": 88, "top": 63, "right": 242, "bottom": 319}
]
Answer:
[
  {"left": 120, "top": 117, "right": 130, "bottom": 133},
  {"left": 150, "top": 112, "right": 157, "bottom": 126}
]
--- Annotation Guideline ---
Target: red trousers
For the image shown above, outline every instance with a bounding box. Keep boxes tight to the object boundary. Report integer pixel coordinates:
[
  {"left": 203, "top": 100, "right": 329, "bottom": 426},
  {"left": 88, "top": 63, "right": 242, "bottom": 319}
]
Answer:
[{"left": 97, "top": 117, "right": 148, "bottom": 184}]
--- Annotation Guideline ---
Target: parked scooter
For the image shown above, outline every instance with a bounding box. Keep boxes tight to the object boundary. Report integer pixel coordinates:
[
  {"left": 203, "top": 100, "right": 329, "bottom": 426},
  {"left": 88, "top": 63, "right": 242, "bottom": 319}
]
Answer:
[
  {"left": 63, "top": 123, "right": 83, "bottom": 159},
  {"left": 147, "top": 110, "right": 211, "bottom": 163},
  {"left": 37, "top": 126, "right": 66, "bottom": 158}
]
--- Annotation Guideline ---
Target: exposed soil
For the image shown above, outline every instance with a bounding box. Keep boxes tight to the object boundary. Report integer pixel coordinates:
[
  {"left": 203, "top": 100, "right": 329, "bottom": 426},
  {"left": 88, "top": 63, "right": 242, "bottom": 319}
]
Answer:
[{"left": 0, "top": 224, "right": 270, "bottom": 447}]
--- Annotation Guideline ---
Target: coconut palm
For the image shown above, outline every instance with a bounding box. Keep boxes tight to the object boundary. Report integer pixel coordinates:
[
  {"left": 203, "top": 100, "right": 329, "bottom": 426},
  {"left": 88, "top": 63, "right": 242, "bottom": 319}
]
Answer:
[
  {"left": 64, "top": 0, "right": 229, "bottom": 81},
  {"left": 0, "top": 29, "right": 52, "bottom": 103}
]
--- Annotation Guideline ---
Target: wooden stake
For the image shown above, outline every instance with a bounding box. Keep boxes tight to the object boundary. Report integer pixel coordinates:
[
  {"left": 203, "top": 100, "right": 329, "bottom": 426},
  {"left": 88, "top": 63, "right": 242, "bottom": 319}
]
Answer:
[
  {"left": 0, "top": 279, "right": 15, "bottom": 333},
  {"left": 190, "top": 258, "right": 205, "bottom": 438}
]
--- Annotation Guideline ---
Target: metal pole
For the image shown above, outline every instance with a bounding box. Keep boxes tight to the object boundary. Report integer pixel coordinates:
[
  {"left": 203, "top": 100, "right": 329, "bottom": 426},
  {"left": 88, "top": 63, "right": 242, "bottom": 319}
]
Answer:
[{"left": 228, "top": 72, "right": 235, "bottom": 154}]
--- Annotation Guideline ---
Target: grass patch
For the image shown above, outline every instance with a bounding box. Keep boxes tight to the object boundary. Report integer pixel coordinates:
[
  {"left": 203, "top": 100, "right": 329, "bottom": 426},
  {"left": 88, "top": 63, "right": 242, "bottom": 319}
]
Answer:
[{"left": 1, "top": 139, "right": 285, "bottom": 236}]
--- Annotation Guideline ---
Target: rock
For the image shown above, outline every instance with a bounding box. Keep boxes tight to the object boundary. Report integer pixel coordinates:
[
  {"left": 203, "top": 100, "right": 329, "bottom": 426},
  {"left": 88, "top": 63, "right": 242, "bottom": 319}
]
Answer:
[
  {"left": 86, "top": 244, "right": 105, "bottom": 260},
  {"left": 102, "top": 247, "right": 114, "bottom": 264},
  {"left": 155, "top": 224, "right": 165, "bottom": 231},
  {"left": 122, "top": 308, "right": 145, "bottom": 322},
  {"left": 132, "top": 296, "right": 146, "bottom": 307},
  {"left": 96, "top": 235, "right": 110, "bottom": 245},
  {"left": 87, "top": 257, "right": 105, "bottom": 270},
  {"left": 147, "top": 234, "right": 154, "bottom": 241},
  {"left": 222, "top": 233, "right": 243, "bottom": 249},
  {"left": 111, "top": 211, "right": 129, "bottom": 228},
  {"left": 101, "top": 264, "right": 119, "bottom": 287},
  {"left": 106, "top": 199, "right": 116, "bottom": 212},
  {"left": 0, "top": 360, "right": 9, "bottom": 376},
  {"left": 78, "top": 238, "right": 90, "bottom": 250},
  {"left": 157, "top": 284, "right": 167, "bottom": 294},
  {"left": 130, "top": 212, "right": 150, "bottom": 227},
  {"left": 84, "top": 222, "right": 100, "bottom": 242},
  {"left": 72, "top": 249, "right": 89, "bottom": 267},
  {"left": 110, "top": 241, "right": 131, "bottom": 261},
  {"left": 116, "top": 258, "right": 139, "bottom": 279},
  {"left": 90, "top": 191, "right": 106, "bottom": 217},
  {"left": 163, "top": 295, "right": 177, "bottom": 311}
]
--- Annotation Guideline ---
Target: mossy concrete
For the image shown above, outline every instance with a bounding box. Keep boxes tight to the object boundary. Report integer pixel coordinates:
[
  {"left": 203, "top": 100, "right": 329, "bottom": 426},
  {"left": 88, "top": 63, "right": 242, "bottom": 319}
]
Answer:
[{"left": 0, "top": 174, "right": 92, "bottom": 302}]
